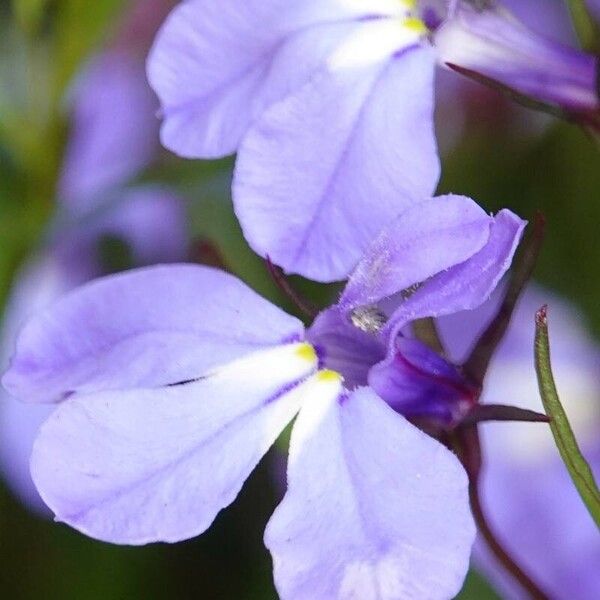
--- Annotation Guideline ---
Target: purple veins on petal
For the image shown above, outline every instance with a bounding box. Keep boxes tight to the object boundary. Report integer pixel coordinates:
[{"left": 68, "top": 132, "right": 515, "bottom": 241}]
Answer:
[
  {"left": 234, "top": 38, "right": 438, "bottom": 281},
  {"left": 148, "top": 0, "right": 439, "bottom": 281}
]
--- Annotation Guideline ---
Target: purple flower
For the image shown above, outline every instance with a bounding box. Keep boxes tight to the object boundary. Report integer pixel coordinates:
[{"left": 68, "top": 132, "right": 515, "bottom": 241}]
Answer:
[
  {"left": 434, "top": 1, "right": 600, "bottom": 117},
  {"left": 438, "top": 286, "right": 600, "bottom": 599},
  {"left": 0, "top": 44, "right": 188, "bottom": 511},
  {"left": 147, "top": 0, "right": 597, "bottom": 283},
  {"left": 59, "top": 50, "right": 160, "bottom": 214},
  {"left": 147, "top": 0, "right": 440, "bottom": 281},
  {"left": 3, "top": 195, "right": 525, "bottom": 598},
  {"left": 0, "top": 188, "right": 187, "bottom": 513}
]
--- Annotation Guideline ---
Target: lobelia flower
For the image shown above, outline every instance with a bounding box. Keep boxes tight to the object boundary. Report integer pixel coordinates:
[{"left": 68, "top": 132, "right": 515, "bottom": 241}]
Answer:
[
  {"left": 3, "top": 195, "right": 525, "bottom": 598},
  {"left": 147, "top": 0, "right": 596, "bottom": 283},
  {"left": 438, "top": 286, "right": 600, "bottom": 599},
  {"left": 434, "top": 1, "right": 600, "bottom": 122},
  {"left": 435, "top": 0, "right": 578, "bottom": 151},
  {"left": 0, "top": 41, "right": 188, "bottom": 512},
  {"left": 147, "top": 0, "right": 441, "bottom": 282}
]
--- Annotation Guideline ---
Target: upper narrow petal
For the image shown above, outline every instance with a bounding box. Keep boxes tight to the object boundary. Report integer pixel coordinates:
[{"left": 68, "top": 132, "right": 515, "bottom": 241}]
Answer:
[
  {"left": 339, "top": 195, "right": 492, "bottom": 310},
  {"left": 266, "top": 386, "right": 475, "bottom": 600},
  {"left": 30, "top": 343, "right": 318, "bottom": 544},
  {"left": 384, "top": 209, "right": 526, "bottom": 342},
  {"left": 3, "top": 264, "right": 303, "bottom": 403},
  {"left": 234, "top": 22, "right": 438, "bottom": 282}
]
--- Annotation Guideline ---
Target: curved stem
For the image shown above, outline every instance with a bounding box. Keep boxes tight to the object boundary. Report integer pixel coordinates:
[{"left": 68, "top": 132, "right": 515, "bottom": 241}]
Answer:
[
  {"left": 451, "top": 426, "right": 549, "bottom": 599},
  {"left": 468, "top": 478, "right": 549, "bottom": 600}
]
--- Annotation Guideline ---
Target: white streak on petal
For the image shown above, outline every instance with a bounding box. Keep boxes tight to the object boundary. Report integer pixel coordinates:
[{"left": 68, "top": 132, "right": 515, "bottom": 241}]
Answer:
[
  {"left": 31, "top": 343, "right": 318, "bottom": 544},
  {"left": 266, "top": 386, "right": 474, "bottom": 600}
]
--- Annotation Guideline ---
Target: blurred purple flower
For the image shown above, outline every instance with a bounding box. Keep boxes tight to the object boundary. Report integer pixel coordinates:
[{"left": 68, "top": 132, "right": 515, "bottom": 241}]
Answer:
[
  {"left": 438, "top": 286, "right": 600, "bottom": 599},
  {"left": 2, "top": 195, "right": 525, "bottom": 598},
  {"left": 0, "top": 189, "right": 187, "bottom": 513},
  {"left": 588, "top": 0, "right": 600, "bottom": 22},
  {"left": 58, "top": 51, "right": 159, "bottom": 214},
  {"left": 0, "top": 42, "right": 188, "bottom": 512}
]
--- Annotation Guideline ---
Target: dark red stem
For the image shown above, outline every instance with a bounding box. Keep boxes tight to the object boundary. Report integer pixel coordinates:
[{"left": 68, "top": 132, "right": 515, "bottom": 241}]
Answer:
[
  {"left": 265, "top": 257, "right": 318, "bottom": 319},
  {"left": 455, "top": 427, "right": 550, "bottom": 600}
]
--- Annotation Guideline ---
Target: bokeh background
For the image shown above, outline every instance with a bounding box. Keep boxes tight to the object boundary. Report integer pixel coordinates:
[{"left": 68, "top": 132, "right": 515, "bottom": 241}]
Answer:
[{"left": 0, "top": 0, "right": 598, "bottom": 598}]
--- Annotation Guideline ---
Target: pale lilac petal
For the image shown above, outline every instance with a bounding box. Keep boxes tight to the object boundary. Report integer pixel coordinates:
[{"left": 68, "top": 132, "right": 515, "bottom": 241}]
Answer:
[
  {"left": 147, "top": 0, "right": 403, "bottom": 158},
  {"left": 30, "top": 343, "right": 318, "bottom": 544},
  {"left": 59, "top": 51, "right": 158, "bottom": 213},
  {"left": 435, "top": 4, "right": 599, "bottom": 114},
  {"left": 0, "top": 398, "right": 53, "bottom": 513},
  {"left": 3, "top": 265, "right": 304, "bottom": 403},
  {"left": 369, "top": 337, "right": 475, "bottom": 423},
  {"left": 0, "top": 256, "right": 85, "bottom": 513},
  {"left": 234, "top": 25, "right": 438, "bottom": 281},
  {"left": 306, "top": 307, "right": 386, "bottom": 389},
  {"left": 339, "top": 195, "right": 492, "bottom": 310},
  {"left": 266, "top": 386, "right": 475, "bottom": 600},
  {"left": 384, "top": 209, "right": 525, "bottom": 340},
  {"left": 500, "top": 0, "right": 576, "bottom": 44},
  {"left": 476, "top": 444, "right": 600, "bottom": 600}
]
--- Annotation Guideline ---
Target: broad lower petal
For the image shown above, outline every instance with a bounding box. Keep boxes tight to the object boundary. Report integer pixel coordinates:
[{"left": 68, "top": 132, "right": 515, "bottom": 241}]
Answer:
[
  {"left": 234, "top": 22, "right": 438, "bottom": 282},
  {"left": 339, "top": 195, "right": 492, "bottom": 310},
  {"left": 3, "top": 264, "right": 303, "bottom": 403},
  {"left": 266, "top": 386, "right": 475, "bottom": 600},
  {"left": 147, "top": 0, "right": 402, "bottom": 158},
  {"left": 30, "top": 343, "right": 318, "bottom": 544},
  {"left": 384, "top": 209, "right": 526, "bottom": 341}
]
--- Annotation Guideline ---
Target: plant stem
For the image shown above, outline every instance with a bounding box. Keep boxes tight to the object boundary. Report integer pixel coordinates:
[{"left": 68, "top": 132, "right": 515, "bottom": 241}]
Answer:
[{"left": 454, "top": 427, "right": 550, "bottom": 600}]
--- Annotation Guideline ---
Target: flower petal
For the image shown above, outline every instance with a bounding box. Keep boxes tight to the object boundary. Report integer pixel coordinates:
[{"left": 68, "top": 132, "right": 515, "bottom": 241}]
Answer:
[
  {"left": 435, "top": 3, "right": 599, "bottom": 113},
  {"left": 30, "top": 343, "right": 318, "bottom": 544},
  {"left": 368, "top": 337, "right": 476, "bottom": 424},
  {"left": 147, "top": 0, "right": 402, "bottom": 158},
  {"left": 60, "top": 51, "right": 158, "bottom": 213},
  {"left": 3, "top": 264, "right": 303, "bottom": 403},
  {"left": 384, "top": 209, "right": 526, "bottom": 341},
  {"left": 339, "top": 195, "right": 492, "bottom": 310},
  {"left": 234, "top": 24, "right": 438, "bottom": 281},
  {"left": 266, "top": 386, "right": 475, "bottom": 600}
]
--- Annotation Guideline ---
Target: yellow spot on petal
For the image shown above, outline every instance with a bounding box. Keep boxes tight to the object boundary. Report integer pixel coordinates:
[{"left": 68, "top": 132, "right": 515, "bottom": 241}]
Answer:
[
  {"left": 317, "top": 369, "right": 343, "bottom": 383},
  {"left": 295, "top": 343, "right": 317, "bottom": 364},
  {"left": 403, "top": 16, "right": 428, "bottom": 34},
  {"left": 401, "top": 0, "right": 417, "bottom": 8}
]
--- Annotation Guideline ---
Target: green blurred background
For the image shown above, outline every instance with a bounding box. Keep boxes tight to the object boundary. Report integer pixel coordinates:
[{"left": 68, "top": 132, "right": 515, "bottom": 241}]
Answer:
[{"left": 0, "top": 0, "right": 598, "bottom": 598}]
